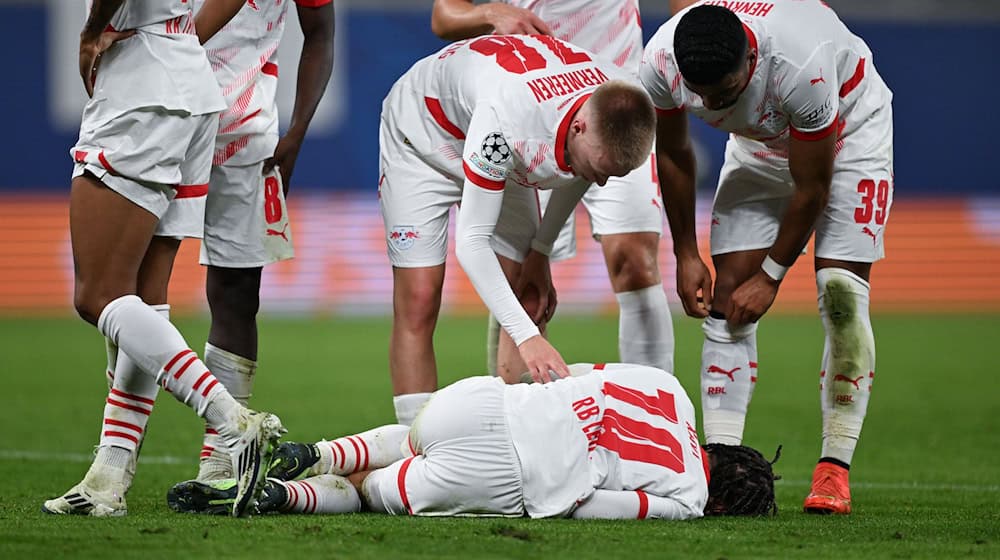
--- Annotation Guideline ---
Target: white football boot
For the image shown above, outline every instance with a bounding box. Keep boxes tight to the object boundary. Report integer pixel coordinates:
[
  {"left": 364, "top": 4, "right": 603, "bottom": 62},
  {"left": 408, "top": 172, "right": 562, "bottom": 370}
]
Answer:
[
  {"left": 42, "top": 464, "right": 128, "bottom": 517},
  {"left": 225, "top": 408, "right": 286, "bottom": 517}
]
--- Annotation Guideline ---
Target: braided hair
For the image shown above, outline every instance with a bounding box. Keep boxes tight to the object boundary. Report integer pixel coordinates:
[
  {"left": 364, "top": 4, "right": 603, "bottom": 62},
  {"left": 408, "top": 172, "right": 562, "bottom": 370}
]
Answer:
[
  {"left": 674, "top": 5, "right": 747, "bottom": 86},
  {"left": 703, "top": 443, "right": 781, "bottom": 516}
]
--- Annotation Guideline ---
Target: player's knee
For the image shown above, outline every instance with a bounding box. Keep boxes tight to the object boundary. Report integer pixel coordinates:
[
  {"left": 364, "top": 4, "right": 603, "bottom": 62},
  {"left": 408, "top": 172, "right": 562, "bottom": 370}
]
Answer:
[
  {"left": 394, "top": 284, "right": 442, "bottom": 328},
  {"left": 816, "top": 267, "right": 871, "bottom": 329},
  {"left": 73, "top": 285, "right": 118, "bottom": 326},
  {"left": 602, "top": 234, "right": 660, "bottom": 291}
]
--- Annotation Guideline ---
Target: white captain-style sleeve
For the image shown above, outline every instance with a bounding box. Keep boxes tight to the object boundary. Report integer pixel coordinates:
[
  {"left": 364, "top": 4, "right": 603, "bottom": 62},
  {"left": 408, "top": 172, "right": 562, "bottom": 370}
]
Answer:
[
  {"left": 639, "top": 28, "right": 684, "bottom": 114},
  {"left": 783, "top": 45, "right": 840, "bottom": 141},
  {"left": 530, "top": 180, "right": 590, "bottom": 256},
  {"left": 570, "top": 489, "right": 703, "bottom": 520},
  {"left": 456, "top": 104, "right": 540, "bottom": 346}
]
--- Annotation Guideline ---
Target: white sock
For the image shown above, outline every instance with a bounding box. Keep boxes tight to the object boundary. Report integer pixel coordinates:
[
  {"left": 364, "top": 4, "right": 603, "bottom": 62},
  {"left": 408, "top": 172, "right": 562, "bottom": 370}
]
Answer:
[
  {"left": 277, "top": 475, "right": 361, "bottom": 514},
  {"left": 616, "top": 284, "right": 674, "bottom": 373},
  {"left": 486, "top": 315, "right": 500, "bottom": 376},
  {"left": 97, "top": 295, "right": 238, "bottom": 428},
  {"left": 98, "top": 303, "right": 168, "bottom": 484},
  {"left": 393, "top": 393, "right": 432, "bottom": 426},
  {"left": 196, "top": 343, "right": 256, "bottom": 480},
  {"left": 817, "top": 268, "right": 875, "bottom": 465},
  {"left": 315, "top": 425, "right": 410, "bottom": 475},
  {"left": 701, "top": 315, "right": 758, "bottom": 445}
]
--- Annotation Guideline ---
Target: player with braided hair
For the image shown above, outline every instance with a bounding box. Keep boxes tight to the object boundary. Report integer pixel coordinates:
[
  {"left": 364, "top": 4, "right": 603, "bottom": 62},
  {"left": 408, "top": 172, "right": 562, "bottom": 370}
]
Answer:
[
  {"left": 169, "top": 363, "right": 777, "bottom": 519},
  {"left": 641, "top": 2, "right": 893, "bottom": 514}
]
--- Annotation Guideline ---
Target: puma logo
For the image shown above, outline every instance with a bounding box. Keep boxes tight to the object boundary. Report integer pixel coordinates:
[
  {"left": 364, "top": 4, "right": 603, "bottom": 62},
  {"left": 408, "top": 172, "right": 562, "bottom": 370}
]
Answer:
[
  {"left": 706, "top": 365, "right": 740, "bottom": 382},
  {"left": 833, "top": 374, "right": 863, "bottom": 390},
  {"left": 810, "top": 68, "right": 826, "bottom": 85},
  {"left": 266, "top": 223, "right": 290, "bottom": 242},
  {"left": 862, "top": 226, "right": 877, "bottom": 245},
  {"left": 247, "top": 0, "right": 260, "bottom": 10}
]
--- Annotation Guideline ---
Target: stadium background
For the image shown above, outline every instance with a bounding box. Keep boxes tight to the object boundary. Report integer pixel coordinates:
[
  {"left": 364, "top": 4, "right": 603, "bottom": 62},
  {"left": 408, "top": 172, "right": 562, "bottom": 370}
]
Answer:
[{"left": 1, "top": 0, "right": 999, "bottom": 317}]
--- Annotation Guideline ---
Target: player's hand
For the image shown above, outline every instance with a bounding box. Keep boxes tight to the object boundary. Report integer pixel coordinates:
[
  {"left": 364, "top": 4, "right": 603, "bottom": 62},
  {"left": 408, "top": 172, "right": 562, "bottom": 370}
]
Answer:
[
  {"left": 79, "top": 29, "right": 135, "bottom": 97},
  {"left": 484, "top": 4, "right": 552, "bottom": 36},
  {"left": 263, "top": 132, "right": 304, "bottom": 196},
  {"left": 727, "top": 270, "right": 780, "bottom": 326},
  {"left": 676, "top": 254, "right": 713, "bottom": 318},
  {"left": 514, "top": 249, "right": 557, "bottom": 324},
  {"left": 518, "top": 335, "right": 569, "bottom": 383}
]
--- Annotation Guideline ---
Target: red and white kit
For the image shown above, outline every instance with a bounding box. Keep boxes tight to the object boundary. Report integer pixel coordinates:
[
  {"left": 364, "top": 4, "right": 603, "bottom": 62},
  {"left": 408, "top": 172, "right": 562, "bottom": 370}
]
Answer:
[
  {"left": 193, "top": 0, "right": 330, "bottom": 267},
  {"left": 379, "top": 35, "right": 630, "bottom": 345},
  {"left": 502, "top": 0, "right": 662, "bottom": 259},
  {"left": 71, "top": 0, "right": 225, "bottom": 238},
  {"left": 364, "top": 364, "right": 708, "bottom": 519},
  {"left": 640, "top": 0, "right": 894, "bottom": 262}
]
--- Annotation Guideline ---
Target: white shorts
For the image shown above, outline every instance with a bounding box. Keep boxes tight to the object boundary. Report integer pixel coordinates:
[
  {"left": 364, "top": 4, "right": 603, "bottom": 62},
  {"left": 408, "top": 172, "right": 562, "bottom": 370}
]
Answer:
[
  {"left": 540, "top": 153, "right": 665, "bottom": 261},
  {"left": 200, "top": 162, "right": 294, "bottom": 267},
  {"left": 363, "top": 377, "right": 525, "bottom": 517},
  {"left": 71, "top": 107, "right": 216, "bottom": 239},
  {"left": 378, "top": 118, "right": 533, "bottom": 267},
  {"left": 710, "top": 127, "right": 894, "bottom": 263}
]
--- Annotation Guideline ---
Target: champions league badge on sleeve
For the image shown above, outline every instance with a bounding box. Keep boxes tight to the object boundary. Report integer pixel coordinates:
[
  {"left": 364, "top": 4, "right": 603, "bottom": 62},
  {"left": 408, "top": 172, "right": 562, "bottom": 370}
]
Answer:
[
  {"left": 389, "top": 226, "right": 420, "bottom": 251},
  {"left": 481, "top": 132, "right": 512, "bottom": 165}
]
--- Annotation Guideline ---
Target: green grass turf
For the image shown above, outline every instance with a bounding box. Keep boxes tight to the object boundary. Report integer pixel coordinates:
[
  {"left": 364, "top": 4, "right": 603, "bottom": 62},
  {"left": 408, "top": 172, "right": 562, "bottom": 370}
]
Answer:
[{"left": 1, "top": 314, "right": 999, "bottom": 558}]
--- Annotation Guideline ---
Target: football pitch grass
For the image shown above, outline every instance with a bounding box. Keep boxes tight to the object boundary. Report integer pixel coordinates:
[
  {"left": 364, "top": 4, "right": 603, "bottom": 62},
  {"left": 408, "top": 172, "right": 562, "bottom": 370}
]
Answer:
[{"left": 1, "top": 313, "right": 998, "bottom": 559}]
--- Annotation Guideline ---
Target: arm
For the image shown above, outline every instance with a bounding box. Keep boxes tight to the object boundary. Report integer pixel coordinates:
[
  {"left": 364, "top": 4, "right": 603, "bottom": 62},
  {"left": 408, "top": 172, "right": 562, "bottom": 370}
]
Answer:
[
  {"left": 194, "top": 0, "right": 253, "bottom": 45},
  {"left": 430, "top": 0, "right": 552, "bottom": 41},
  {"left": 263, "top": 1, "right": 336, "bottom": 194},
  {"left": 656, "top": 110, "right": 713, "bottom": 317},
  {"left": 79, "top": 0, "right": 132, "bottom": 96},
  {"left": 571, "top": 489, "right": 699, "bottom": 520},
  {"left": 517, "top": 181, "right": 591, "bottom": 323},
  {"left": 726, "top": 131, "right": 834, "bottom": 325}
]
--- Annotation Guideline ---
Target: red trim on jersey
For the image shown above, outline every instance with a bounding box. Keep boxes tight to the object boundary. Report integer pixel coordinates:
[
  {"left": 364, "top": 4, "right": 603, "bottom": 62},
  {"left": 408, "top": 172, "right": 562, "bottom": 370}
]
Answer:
[
  {"left": 294, "top": 0, "right": 333, "bottom": 6},
  {"left": 655, "top": 106, "right": 685, "bottom": 116},
  {"left": 174, "top": 184, "right": 209, "bottom": 199},
  {"left": 554, "top": 94, "right": 592, "bottom": 172},
  {"left": 463, "top": 161, "right": 505, "bottom": 191},
  {"left": 635, "top": 490, "right": 649, "bottom": 519},
  {"left": 734, "top": 23, "right": 759, "bottom": 99},
  {"left": 839, "top": 58, "right": 865, "bottom": 98},
  {"left": 97, "top": 151, "right": 119, "bottom": 176},
  {"left": 73, "top": 150, "right": 88, "bottom": 163},
  {"left": 262, "top": 62, "right": 279, "bottom": 78},
  {"left": 790, "top": 112, "right": 839, "bottom": 141},
  {"left": 397, "top": 456, "right": 416, "bottom": 515},
  {"left": 424, "top": 97, "right": 466, "bottom": 140},
  {"left": 593, "top": 363, "right": 606, "bottom": 370}
]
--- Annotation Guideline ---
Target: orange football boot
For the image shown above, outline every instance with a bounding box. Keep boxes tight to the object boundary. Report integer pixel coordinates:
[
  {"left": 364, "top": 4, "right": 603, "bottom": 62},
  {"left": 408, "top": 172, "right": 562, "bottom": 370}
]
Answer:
[{"left": 803, "top": 462, "right": 851, "bottom": 514}]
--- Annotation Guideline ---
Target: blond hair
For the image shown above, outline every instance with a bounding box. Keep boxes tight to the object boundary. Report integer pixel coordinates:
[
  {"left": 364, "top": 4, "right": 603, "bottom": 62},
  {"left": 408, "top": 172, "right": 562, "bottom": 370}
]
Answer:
[{"left": 589, "top": 80, "right": 656, "bottom": 170}]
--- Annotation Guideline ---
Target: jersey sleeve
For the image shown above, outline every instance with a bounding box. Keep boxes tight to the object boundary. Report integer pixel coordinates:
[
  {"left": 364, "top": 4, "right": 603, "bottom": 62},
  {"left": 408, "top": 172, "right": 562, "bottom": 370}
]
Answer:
[
  {"left": 571, "top": 489, "right": 701, "bottom": 520},
  {"left": 456, "top": 105, "right": 540, "bottom": 346},
  {"left": 293, "top": 0, "right": 333, "bottom": 7},
  {"left": 640, "top": 32, "right": 683, "bottom": 114},
  {"left": 783, "top": 46, "right": 839, "bottom": 141}
]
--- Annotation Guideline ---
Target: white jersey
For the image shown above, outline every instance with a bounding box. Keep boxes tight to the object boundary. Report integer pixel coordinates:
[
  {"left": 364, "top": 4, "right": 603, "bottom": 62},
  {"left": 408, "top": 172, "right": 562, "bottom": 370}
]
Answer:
[
  {"left": 640, "top": 0, "right": 892, "bottom": 161},
  {"left": 504, "top": 364, "right": 709, "bottom": 519},
  {"left": 193, "top": 0, "right": 331, "bottom": 166},
  {"left": 382, "top": 35, "right": 628, "bottom": 345},
  {"left": 88, "top": 0, "right": 224, "bottom": 117},
  {"left": 500, "top": 0, "right": 644, "bottom": 77}
]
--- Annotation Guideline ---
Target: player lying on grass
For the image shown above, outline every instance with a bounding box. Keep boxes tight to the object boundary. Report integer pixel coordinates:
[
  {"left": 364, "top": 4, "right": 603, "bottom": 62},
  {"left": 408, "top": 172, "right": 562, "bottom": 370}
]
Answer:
[{"left": 169, "top": 363, "right": 779, "bottom": 518}]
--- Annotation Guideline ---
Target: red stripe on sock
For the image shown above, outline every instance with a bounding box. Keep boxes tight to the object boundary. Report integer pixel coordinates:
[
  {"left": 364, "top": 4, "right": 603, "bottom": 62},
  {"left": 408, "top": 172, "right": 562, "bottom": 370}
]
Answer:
[
  {"left": 106, "top": 397, "right": 152, "bottom": 415},
  {"left": 164, "top": 349, "right": 194, "bottom": 373},
  {"left": 303, "top": 481, "right": 319, "bottom": 514},
  {"left": 347, "top": 437, "right": 361, "bottom": 472},
  {"left": 104, "top": 418, "right": 143, "bottom": 434},
  {"left": 192, "top": 371, "right": 212, "bottom": 391},
  {"left": 205, "top": 427, "right": 218, "bottom": 435},
  {"left": 636, "top": 490, "right": 649, "bottom": 519},
  {"left": 172, "top": 355, "right": 199, "bottom": 380},
  {"left": 103, "top": 430, "right": 139, "bottom": 444},
  {"left": 110, "top": 388, "right": 155, "bottom": 406},
  {"left": 332, "top": 441, "right": 346, "bottom": 470},
  {"left": 201, "top": 379, "right": 219, "bottom": 397},
  {"left": 288, "top": 483, "right": 300, "bottom": 511},
  {"left": 356, "top": 437, "right": 370, "bottom": 471}
]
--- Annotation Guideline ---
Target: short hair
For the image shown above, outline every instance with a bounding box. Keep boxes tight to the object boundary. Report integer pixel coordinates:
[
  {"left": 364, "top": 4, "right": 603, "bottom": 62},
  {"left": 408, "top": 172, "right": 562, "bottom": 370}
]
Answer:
[
  {"left": 674, "top": 5, "right": 747, "bottom": 86},
  {"left": 704, "top": 443, "right": 780, "bottom": 516},
  {"left": 589, "top": 80, "right": 655, "bottom": 171}
]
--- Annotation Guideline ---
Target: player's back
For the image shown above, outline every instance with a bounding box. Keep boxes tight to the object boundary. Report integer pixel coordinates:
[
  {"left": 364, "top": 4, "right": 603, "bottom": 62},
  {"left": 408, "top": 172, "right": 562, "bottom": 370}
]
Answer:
[
  {"left": 501, "top": 0, "right": 644, "bottom": 75},
  {"left": 101, "top": 0, "right": 191, "bottom": 32},
  {"left": 504, "top": 363, "right": 708, "bottom": 519}
]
